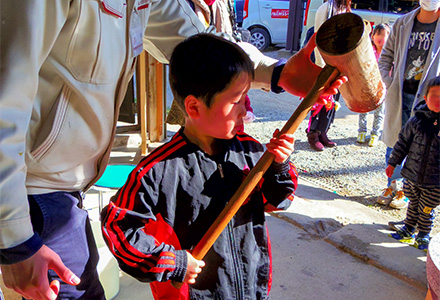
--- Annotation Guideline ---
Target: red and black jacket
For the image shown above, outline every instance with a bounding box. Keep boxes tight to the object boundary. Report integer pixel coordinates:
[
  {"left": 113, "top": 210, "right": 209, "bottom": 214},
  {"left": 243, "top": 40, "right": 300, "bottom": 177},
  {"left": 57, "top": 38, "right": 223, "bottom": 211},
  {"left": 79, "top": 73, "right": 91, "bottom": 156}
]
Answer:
[{"left": 101, "top": 128, "right": 297, "bottom": 299}]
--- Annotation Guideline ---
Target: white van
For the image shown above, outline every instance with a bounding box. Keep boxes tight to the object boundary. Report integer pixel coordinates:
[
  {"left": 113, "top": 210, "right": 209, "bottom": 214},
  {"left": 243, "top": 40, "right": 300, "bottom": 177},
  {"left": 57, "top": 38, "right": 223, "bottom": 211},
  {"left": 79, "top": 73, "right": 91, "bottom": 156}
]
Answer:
[
  {"left": 240, "top": 0, "right": 419, "bottom": 51},
  {"left": 242, "top": 0, "right": 291, "bottom": 50},
  {"left": 301, "top": 0, "right": 419, "bottom": 46}
]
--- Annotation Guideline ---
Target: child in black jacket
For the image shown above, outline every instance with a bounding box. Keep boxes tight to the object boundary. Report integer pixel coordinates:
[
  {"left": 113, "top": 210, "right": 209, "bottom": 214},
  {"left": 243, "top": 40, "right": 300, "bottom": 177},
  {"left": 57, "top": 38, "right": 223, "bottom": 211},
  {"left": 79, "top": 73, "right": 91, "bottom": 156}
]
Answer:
[
  {"left": 387, "top": 76, "right": 440, "bottom": 250},
  {"left": 101, "top": 34, "right": 298, "bottom": 299}
]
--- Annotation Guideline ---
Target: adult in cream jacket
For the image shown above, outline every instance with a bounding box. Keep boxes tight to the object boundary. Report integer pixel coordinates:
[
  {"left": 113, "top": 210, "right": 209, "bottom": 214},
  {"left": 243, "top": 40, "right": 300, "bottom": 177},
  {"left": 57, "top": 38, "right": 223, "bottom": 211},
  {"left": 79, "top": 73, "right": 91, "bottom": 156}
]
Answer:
[
  {"left": 0, "top": 0, "right": 345, "bottom": 299},
  {"left": 379, "top": 6, "right": 440, "bottom": 149}
]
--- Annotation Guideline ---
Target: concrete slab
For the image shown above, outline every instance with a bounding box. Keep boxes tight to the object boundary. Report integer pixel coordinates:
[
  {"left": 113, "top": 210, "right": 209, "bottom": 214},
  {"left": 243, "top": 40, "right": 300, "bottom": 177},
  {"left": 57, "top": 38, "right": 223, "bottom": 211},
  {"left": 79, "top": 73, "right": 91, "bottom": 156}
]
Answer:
[
  {"left": 274, "top": 178, "right": 398, "bottom": 237},
  {"left": 272, "top": 178, "right": 427, "bottom": 292},
  {"left": 268, "top": 215, "right": 425, "bottom": 300},
  {"left": 325, "top": 224, "right": 427, "bottom": 291}
]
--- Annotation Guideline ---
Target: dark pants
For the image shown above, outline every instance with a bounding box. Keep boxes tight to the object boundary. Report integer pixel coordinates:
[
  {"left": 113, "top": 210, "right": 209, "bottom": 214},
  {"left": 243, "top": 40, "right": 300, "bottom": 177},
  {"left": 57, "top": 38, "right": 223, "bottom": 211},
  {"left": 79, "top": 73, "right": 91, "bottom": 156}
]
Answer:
[
  {"left": 308, "top": 105, "right": 336, "bottom": 134},
  {"left": 402, "top": 91, "right": 415, "bottom": 127},
  {"left": 27, "top": 192, "right": 105, "bottom": 300},
  {"left": 403, "top": 180, "right": 440, "bottom": 236}
]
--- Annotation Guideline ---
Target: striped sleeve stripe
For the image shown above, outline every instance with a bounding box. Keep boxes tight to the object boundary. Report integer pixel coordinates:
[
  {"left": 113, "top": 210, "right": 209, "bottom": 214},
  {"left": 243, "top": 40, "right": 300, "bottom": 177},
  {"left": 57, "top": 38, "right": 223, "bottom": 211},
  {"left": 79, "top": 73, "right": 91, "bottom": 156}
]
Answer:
[
  {"left": 102, "top": 204, "right": 159, "bottom": 272},
  {"left": 236, "top": 132, "right": 259, "bottom": 143},
  {"left": 288, "top": 162, "right": 298, "bottom": 192},
  {"left": 115, "top": 135, "right": 186, "bottom": 209},
  {"left": 103, "top": 203, "right": 177, "bottom": 273},
  {"left": 104, "top": 204, "right": 163, "bottom": 270},
  {"left": 116, "top": 134, "right": 184, "bottom": 207}
]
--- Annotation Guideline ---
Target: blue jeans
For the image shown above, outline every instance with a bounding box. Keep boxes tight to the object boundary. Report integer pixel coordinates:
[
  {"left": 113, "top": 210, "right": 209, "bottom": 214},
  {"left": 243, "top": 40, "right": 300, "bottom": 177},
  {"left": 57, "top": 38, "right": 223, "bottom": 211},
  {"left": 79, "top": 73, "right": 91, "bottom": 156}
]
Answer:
[
  {"left": 384, "top": 91, "right": 414, "bottom": 187},
  {"left": 27, "top": 192, "right": 105, "bottom": 300},
  {"left": 402, "top": 91, "right": 415, "bottom": 127},
  {"left": 386, "top": 147, "right": 403, "bottom": 186}
]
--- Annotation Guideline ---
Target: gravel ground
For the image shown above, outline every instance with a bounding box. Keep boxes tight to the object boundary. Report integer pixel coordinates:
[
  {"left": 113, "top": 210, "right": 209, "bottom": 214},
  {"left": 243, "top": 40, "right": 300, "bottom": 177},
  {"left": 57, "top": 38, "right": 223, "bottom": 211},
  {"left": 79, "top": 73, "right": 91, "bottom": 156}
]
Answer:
[{"left": 243, "top": 83, "right": 439, "bottom": 236}]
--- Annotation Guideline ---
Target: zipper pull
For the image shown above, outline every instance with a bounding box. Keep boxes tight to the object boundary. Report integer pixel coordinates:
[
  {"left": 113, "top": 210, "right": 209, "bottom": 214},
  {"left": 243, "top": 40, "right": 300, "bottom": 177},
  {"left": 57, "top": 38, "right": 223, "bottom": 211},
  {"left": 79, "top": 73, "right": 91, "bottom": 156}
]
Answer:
[{"left": 218, "top": 163, "right": 224, "bottom": 178}]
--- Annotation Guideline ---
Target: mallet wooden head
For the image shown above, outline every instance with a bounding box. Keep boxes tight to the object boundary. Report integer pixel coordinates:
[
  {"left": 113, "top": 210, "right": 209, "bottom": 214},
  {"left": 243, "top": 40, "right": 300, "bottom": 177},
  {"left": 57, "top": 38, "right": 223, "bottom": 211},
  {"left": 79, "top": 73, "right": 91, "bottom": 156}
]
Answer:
[{"left": 316, "top": 13, "right": 386, "bottom": 113}]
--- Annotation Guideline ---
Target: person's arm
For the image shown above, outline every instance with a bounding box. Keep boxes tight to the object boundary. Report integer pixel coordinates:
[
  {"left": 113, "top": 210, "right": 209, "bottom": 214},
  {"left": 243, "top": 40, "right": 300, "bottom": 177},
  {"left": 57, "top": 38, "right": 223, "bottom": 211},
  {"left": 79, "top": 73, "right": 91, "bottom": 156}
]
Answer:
[
  {"left": 378, "top": 20, "right": 398, "bottom": 87},
  {"left": 313, "top": 2, "right": 329, "bottom": 68},
  {"left": 145, "top": 0, "right": 345, "bottom": 97},
  {"left": 387, "top": 119, "right": 415, "bottom": 167},
  {"left": 101, "top": 168, "right": 203, "bottom": 284},
  {"left": 0, "top": 1, "right": 80, "bottom": 298},
  {"left": 143, "top": 0, "right": 206, "bottom": 64}
]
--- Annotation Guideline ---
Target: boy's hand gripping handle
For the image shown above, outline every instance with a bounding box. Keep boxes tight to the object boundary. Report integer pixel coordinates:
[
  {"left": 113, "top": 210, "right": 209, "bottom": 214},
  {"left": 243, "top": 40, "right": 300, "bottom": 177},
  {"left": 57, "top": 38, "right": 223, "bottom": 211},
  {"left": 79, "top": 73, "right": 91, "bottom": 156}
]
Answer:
[{"left": 171, "top": 65, "right": 340, "bottom": 289}]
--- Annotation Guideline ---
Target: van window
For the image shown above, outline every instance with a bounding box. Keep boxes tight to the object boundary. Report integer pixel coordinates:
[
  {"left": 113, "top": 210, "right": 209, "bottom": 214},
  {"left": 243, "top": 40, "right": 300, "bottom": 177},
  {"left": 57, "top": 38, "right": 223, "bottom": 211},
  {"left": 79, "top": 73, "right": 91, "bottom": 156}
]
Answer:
[
  {"left": 386, "top": 0, "right": 419, "bottom": 14},
  {"left": 351, "top": 0, "right": 380, "bottom": 11}
]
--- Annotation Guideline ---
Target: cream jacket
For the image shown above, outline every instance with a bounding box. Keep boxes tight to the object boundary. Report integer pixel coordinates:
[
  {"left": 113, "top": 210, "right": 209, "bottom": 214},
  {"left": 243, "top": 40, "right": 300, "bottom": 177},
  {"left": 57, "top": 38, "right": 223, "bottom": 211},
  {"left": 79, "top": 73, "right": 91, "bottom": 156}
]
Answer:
[
  {"left": 379, "top": 8, "right": 440, "bottom": 148},
  {"left": 0, "top": 0, "right": 277, "bottom": 249}
]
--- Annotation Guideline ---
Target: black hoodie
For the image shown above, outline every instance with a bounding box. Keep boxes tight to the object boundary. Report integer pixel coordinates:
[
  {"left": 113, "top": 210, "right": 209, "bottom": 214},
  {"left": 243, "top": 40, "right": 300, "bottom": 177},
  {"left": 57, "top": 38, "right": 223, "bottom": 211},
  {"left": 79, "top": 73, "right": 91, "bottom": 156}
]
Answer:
[{"left": 388, "top": 101, "right": 440, "bottom": 187}]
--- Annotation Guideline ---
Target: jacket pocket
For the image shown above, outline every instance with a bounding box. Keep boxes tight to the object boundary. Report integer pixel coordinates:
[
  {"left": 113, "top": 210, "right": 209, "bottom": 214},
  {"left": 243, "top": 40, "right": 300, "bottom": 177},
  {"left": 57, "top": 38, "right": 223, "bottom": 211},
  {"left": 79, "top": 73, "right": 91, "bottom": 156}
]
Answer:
[
  {"left": 66, "top": 0, "right": 126, "bottom": 84},
  {"left": 31, "top": 86, "right": 71, "bottom": 161}
]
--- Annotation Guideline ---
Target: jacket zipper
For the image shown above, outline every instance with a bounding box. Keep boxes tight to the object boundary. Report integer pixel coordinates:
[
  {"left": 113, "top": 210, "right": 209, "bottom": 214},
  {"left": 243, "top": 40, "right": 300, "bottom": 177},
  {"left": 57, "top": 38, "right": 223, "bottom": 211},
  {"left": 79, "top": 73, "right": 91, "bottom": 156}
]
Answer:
[
  {"left": 418, "top": 127, "right": 435, "bottom": 185},
  {"left": 228, "top": 223, "right": 244, "bottom": 300},
  {"left": 219, "top": 160, "right": 243, "bottom": 298},
  {"left": 218, "top": 163, "right": 224, "bottom": 178}
]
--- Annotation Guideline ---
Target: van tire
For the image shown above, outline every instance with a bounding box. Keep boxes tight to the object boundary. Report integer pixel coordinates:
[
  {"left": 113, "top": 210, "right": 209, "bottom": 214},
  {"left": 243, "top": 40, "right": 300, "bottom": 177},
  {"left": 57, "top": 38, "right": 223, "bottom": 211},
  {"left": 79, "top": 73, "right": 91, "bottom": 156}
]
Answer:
[{"left": 249, "top": 28, "right": 270, "bottom": 51}]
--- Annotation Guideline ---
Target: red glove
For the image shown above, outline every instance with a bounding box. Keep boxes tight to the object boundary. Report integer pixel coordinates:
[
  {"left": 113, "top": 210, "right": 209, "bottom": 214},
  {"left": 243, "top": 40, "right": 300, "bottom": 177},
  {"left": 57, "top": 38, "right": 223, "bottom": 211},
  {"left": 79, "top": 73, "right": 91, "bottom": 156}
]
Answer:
[{"left": 385, "top": 165, "right": 395, "bottom": 178}]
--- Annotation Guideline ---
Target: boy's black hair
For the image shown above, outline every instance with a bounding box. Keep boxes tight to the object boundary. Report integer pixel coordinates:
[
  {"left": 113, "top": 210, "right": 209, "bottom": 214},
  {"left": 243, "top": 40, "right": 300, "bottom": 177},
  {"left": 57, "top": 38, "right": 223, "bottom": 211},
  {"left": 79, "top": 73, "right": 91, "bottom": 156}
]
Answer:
[
  {"left": 169, "top": 34, "right": 254, "bottom": 113},
  {"left": 426, "top": 76, "right": 440, "bottom": 96}
]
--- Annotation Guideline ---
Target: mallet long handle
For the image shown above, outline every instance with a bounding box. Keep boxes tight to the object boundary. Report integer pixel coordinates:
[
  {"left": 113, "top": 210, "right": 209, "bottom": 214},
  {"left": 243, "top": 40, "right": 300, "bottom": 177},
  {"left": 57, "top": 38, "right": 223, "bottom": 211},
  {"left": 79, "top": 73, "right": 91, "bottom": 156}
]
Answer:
[{"left": 172, "top": 64, "right": 340, "bottom": 289}]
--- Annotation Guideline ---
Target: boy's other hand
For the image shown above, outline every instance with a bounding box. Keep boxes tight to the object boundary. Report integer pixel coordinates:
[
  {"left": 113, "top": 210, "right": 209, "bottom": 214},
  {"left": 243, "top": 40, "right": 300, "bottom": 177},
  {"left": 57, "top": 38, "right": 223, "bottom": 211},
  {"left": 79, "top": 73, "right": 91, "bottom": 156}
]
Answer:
[
  {"left": 266, "top": 129, "right": 295, "bottom": 163},
  {"left": 385, "top": 165, "right": 395, "bottom": 178},
  {"left": 278, "top": 33, "right": 348, "bottom": 100},
  {"left": 184, "top": 252, "right": 205, "bottom": 285}
]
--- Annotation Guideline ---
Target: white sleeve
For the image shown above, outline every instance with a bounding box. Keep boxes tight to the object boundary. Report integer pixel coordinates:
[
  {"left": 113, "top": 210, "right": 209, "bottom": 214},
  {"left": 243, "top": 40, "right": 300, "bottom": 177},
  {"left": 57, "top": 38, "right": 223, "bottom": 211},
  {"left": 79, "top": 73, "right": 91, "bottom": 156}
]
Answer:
[{"left": 0, "top": 0, "right": 69, "bottom": 249}]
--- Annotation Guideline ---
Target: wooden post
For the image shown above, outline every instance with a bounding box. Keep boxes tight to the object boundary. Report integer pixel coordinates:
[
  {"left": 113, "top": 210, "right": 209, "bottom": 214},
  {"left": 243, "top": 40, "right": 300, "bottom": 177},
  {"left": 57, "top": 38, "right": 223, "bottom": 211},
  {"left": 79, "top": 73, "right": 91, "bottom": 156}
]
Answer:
[
  {"left": 136, "top": 51, "right": 148, "bottom": 156},
  {"left": 146, "top": 53, "right": 166, "bottom": 143}
]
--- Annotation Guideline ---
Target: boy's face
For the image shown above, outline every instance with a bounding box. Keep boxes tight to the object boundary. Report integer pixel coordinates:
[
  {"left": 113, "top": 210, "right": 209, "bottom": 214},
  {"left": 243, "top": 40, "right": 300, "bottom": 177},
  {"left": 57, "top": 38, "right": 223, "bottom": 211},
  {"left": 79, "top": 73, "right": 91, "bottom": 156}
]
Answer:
[
  {"left": 425, "top": 86, "right": 440, "bottom": 113},
  {"left": 197, "top": 72, "right": 251, "bottom": 139}
]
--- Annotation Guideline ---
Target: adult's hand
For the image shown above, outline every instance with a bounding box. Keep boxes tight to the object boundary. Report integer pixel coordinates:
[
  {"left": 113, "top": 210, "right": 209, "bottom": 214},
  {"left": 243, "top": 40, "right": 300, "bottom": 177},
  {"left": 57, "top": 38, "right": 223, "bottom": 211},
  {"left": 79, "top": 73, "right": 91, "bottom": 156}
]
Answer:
[
  {"left": 1, "top": 245, "right": 80, "bottom": 300},
  {"left": 278, "top": 33, "right": 348, "bottom": 101}
]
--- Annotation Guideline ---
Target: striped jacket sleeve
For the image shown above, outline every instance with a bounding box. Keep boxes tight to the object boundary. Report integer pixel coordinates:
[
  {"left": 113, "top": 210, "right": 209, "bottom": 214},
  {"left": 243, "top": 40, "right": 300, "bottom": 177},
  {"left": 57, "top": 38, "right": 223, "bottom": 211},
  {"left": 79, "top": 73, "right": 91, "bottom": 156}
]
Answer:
[{"left": 100, "top": 137, "right": 188, "bottom": 284}]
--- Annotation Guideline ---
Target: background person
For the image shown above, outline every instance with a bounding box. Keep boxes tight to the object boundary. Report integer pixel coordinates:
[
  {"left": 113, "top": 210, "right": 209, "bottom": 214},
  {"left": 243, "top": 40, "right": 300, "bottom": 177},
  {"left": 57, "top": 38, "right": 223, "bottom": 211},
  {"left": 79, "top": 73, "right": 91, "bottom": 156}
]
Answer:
[
  {"left": 306, "top": 0, "right": 352, "bottom": 151},
  {"left": 377, "top": 0, "right": 440, "bottom": 209},
  {"left": 357, "top": 23, "right": 391, "bottom": 147},
  {"left": 387, "top": 76, "right": 440, "bottom": 251}
]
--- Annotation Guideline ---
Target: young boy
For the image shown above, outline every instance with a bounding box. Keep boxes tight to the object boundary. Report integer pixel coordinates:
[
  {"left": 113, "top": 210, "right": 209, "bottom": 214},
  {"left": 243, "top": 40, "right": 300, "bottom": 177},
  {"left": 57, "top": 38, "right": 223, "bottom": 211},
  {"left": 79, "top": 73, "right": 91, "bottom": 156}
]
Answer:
[
  {"left": 387, "top": 76, "right": 440, "bottom": 250},
  {"left": 101, "top": 34, "right": 298, "bottom": 299}
]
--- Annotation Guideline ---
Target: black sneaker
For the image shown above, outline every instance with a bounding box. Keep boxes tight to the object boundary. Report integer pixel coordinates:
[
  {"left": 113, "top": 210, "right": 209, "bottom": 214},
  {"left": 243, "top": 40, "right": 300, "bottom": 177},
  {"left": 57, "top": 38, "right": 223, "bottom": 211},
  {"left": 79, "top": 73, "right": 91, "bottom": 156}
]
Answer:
[
  {"left": 388, "top": 220, "right": 405, "bottom": 231},
  {"left": 389, "top": 226, "right": 415, "bottom": 244},
  {"left": 414, "top": 234, "right": 430, "bottom": 252}
]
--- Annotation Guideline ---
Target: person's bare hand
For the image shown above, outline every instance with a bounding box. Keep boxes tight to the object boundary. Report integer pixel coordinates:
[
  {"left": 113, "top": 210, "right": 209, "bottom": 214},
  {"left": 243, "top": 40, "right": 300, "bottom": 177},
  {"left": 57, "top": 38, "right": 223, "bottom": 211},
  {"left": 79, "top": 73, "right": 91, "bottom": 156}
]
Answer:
[
  {"left": 266, "top": 129, "right": 295, "bottom": 163},
  {"left": 278, "top": 33, "right": 348, "bottom": 102},
  {"left": 184, "top": 251, "right": 205, "bottom": 285},
  {"left": 1, "top": 245, "right": 80, "bottom": 300}
]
